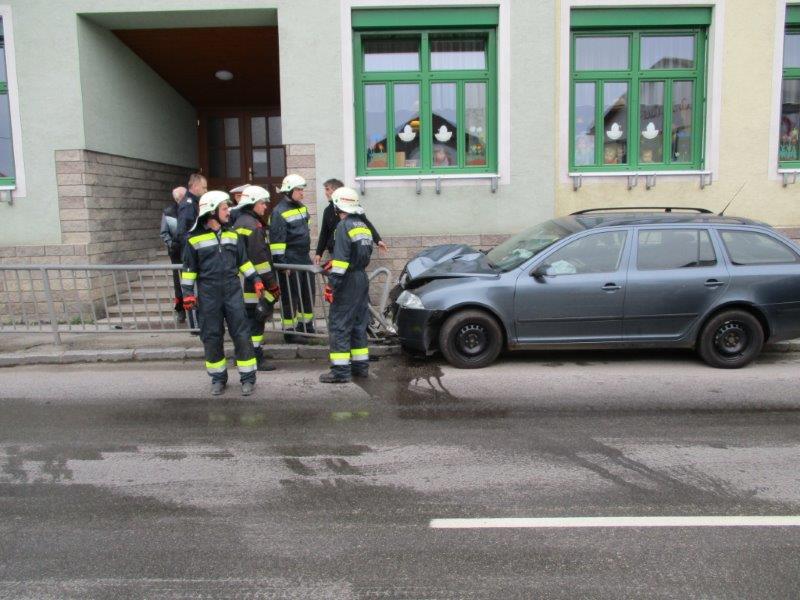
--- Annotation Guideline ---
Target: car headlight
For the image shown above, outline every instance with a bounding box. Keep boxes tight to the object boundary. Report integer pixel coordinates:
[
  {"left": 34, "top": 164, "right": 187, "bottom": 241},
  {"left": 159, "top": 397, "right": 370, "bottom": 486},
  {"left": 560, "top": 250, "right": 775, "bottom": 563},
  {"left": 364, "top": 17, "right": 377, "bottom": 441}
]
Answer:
[{"left": 397, "top": 290, "right": 425, "bottom": 310}]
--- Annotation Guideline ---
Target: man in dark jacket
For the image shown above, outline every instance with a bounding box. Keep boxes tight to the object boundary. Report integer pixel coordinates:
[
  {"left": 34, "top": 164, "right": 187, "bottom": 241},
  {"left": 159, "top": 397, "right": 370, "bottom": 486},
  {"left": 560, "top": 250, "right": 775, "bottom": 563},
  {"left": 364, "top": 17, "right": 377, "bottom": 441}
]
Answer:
[
  {"left": 181, "top": 190, "right": 262, "bottom": 397},
  {"left": 176, "top": 173, "right": 208, "bottom": 251},
  {"left": 233, "top": 185, "right": 282, "bottom": 371},
  {"left": 314, "top": 178, "right": 387, "bottom": 265},
  {"left": 320, "top": 186, "right": 373, "bottom": 383},
  {"left": 160, "top": 186, "right": 187, "bottom": 322},
  {"left": 269, "top": 173, "right": 316, "bottom": 343}
]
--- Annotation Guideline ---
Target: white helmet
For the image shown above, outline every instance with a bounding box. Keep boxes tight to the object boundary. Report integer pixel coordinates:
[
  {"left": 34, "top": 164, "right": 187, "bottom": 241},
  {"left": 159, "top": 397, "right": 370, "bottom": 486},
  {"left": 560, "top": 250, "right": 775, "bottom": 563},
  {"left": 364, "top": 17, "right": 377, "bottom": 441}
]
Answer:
[
  {"left": 190, "top": 190, "right": 230, "bottom": 231},
  {"left": 278, "top": 173, "right": 307, "bottom": 194},
  {"left": 237, "top": 185, "right": 270, "bottom": 210},
  {"left": 331, "top": 186, "right": 364, "bottom": 215},
  {"left": 229, "top": 184, "right": 249, "bottom": 195}
]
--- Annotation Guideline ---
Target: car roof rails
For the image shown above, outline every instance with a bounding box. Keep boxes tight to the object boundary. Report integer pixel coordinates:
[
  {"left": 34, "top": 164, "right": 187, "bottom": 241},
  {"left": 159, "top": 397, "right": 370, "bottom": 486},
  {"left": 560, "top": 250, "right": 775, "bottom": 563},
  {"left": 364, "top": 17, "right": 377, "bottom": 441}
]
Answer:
[{"left": 570, "top": 207, "right": 713, "bottom": 215}]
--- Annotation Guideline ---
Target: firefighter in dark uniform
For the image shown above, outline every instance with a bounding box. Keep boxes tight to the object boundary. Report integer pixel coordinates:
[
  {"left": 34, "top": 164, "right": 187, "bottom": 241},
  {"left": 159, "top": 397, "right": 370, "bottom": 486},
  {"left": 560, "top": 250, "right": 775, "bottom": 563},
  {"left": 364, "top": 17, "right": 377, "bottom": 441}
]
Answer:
[
  {"left": 269, "top": 174, "right": 316, "bottom": 343},
  {"left": 232, "top": 185, "right": 282, "bottom": 371},
  {"left": 181, "top": 191, "right": 263, "bottom": 396},
  {"left": 320, "top": 187, "right": 373, "bottom": 383}
]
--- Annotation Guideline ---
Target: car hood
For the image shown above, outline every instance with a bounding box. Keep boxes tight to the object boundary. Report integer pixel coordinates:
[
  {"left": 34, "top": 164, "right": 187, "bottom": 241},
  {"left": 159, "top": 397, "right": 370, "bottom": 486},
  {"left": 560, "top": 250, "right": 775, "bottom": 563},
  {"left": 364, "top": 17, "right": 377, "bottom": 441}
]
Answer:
[{"left": 404, "top": 243, "right": 499, "bottom": 282}]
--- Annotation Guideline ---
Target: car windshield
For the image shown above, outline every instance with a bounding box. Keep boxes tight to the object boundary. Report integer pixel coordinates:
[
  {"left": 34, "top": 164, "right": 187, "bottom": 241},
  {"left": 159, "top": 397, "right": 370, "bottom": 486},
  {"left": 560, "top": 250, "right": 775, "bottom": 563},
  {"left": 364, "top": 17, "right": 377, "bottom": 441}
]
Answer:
[{"left": 486, "top": 219, "right": 574, "bottom": 272}]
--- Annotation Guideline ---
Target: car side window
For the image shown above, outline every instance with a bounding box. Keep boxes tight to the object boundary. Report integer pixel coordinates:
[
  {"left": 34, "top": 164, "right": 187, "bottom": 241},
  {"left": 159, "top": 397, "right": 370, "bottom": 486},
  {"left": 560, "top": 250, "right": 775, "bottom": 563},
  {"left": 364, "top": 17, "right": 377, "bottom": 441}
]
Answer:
[
  {"left": 637, "top": 229, "right": 716, "bottom": 270},
  {"left": 543, "top": 231, "right": 627, "bottom": 275},
  {"left": 720, "top": 230, "right": 799, "bottom": 265}
]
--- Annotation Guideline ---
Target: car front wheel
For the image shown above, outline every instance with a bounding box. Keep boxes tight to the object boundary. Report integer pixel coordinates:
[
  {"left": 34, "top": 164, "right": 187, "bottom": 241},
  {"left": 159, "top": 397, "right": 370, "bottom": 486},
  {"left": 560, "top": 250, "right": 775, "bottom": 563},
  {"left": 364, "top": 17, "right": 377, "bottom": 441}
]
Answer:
[
  {"left": 697, "top": 309, "right": 764, "bottom": 369},
  {"left": 439, "top": 309, "right": 503, "bottom": 369}
]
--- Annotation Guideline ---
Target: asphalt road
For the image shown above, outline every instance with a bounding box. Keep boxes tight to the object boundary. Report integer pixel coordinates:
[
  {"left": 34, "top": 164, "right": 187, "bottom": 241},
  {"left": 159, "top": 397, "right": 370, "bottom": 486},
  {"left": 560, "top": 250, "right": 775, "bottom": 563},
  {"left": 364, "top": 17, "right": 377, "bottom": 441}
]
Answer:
[{"left": 1, "top": 350, "right": 800, "bottom": 599}]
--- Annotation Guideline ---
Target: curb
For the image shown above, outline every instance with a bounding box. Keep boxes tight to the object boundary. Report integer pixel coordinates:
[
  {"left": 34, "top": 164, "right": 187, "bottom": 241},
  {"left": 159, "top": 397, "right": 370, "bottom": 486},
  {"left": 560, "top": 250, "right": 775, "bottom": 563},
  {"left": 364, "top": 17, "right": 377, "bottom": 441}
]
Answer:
[{"left": 0, "top": 343, "right": 402, "bottom": 367}]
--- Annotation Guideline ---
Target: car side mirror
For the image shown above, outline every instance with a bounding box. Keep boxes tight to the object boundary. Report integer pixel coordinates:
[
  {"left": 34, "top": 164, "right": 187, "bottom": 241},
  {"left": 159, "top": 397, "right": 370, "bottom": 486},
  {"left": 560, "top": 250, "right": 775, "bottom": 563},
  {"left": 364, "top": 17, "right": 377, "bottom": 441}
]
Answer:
[{"left": 532, "top": 264, "right": 551, "bottom": 280}]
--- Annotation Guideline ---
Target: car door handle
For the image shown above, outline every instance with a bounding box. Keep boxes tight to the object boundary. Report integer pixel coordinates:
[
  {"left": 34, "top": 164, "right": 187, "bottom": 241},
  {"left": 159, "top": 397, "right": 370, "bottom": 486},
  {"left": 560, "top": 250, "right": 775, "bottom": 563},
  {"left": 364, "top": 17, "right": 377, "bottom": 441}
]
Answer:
[
  {"left": 602, "top": 283, "right": 621, "bottom": 291},
  {"left": 704, "top": 279, "right": 725, "bottom": 288}
]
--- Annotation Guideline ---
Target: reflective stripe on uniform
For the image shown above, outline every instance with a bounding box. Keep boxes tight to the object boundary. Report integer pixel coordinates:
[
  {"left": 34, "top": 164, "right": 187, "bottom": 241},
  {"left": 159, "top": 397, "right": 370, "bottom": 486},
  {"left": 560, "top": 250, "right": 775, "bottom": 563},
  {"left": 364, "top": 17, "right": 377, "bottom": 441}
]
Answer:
[
  {"left": 282, "top": 317, "right": 297, "bottom": 327},
  {"left": 235, "top": 227, "right": 253, "bottom": 237},
  {"left": 270, "top": 243, "right": 287, "bottom": 255},
  {"left": 189, "top": 232, "right": 217, "bottom": 250},
  {"left": 351, "top": 347, "right": 369, "bottom": 362},
  {"left": 330, "top": 259, "right": 349, "bottom": 275},
  {"left": 243, "top": 292, "right": 258, "bottom": 304},
  {"left": 239, "top": 261, "right": 256, "bottom": 277},
  {"left": 264, "top": 291, "right": 275, "bottom": 303},
  {"left": 205, "top": 358, "right": 227, "bottom": 373},
  {"left": 251, "top": 334, "right": 264, "bottom": 348},
  {"left": 180, "top": 271, "right": 197, "bottom": 287},
  {"left": 254, "top": 261, "right": 272, "bottom": 274},
  {"left": 220, "top": 231, "right": 238, "bottom": 246},
  {"left": 281, "top": 206, "right": 309, "bottom": 223},
  {"left": 296, "top": 312, "right": 314, "bottom": 323},
  {"left": 348, "top": 227, "right": 373, "bottom": 243},
  {"left": 330, "top": 352, "right": 351, "bottom": 366},
  {"left": 237, "top": 357, "right": 257, "bottom": 373}
]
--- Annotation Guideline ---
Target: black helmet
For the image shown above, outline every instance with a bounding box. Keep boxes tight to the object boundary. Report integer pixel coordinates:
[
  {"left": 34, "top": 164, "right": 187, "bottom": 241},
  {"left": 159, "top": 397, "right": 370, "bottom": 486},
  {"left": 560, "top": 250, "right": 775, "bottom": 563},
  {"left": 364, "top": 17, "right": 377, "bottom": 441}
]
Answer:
[{"left": 254, "top": 295, "right": 275, "bottom": 324}]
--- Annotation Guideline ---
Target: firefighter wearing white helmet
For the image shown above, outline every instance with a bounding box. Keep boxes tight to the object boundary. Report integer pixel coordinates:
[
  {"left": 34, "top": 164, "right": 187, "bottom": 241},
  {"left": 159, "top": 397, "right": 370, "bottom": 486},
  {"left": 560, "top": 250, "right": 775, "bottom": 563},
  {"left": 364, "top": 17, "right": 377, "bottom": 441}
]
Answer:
[
  {"left": 181, "top": 190, "right": 263, "bottom": 396},
  {"left": 320, "top": 186, "right": 373, "bottom": 383},
  {"left": 269, "top": 173, "right": 316, "bottom": 342},
  {"left": 232, "top": 185, "right": 282, "bottom": 371}
]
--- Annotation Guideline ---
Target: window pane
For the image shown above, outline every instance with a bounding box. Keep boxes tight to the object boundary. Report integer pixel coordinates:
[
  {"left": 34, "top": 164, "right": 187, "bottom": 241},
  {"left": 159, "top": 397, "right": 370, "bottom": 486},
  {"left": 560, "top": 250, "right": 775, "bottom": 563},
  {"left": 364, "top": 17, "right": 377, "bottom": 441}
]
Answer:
[
  {"left": 785, "top": 33, "right": 800, "bottom": 69},
  {"left": 208, "top": 118, "right": 224, "bottom": 148},
  {"left": 225, "top": 149, "right": 241, "bottom": 178},
  {"left": 465, "top": 83, "right": 487, "bottom": 167},
  {"left": 779, "top": 79, "right": 800, "bottom": 162},
  {"left": 671, "top": 81, "right": 694, "bottom": 162},
  {"left": 721, "top": 231, "right": 798, "bottom": 265},
  {"left": 640, "top": 81, "right": 664, "bottom": 164},
  {"left": 224, "top": 118, "right": 239, "bottom": 147},
  {"left": 250, "top": 117, "right": 267, "bottom": 147},
  {"left": 394, "top": 83, "right": 420, "bottom": 169},
  {"left": 363, "top": 37, "right": 419, "bottom": 72},
  {"left": 365, "top": 84, "right": 387, "bottom": 169},
  {"left": 431, "top": 35, "right": 486, "bottom": 70},
  {"left": 270, "top": 148, "right": 286, "bottom": 177},
  {"left": 641, "top": 36, "right": 695, "bottom": 69},
  {"left": 268, "top": 116, "right": 282, "bottom": 145},
  {"left": 574, "top": 82, "right": 595, "bottom": 166},
  {"left": 544, "top": 231, "right": 627, "bottom": 275},
  {"left": 431, "top": 83, "right": 457, "bottom": 167},
  {"left": 637, "top": 229, "right": 716, "bottom": 270},
  {"left": 252, "top": 149, "right": 268, "bottom": 177},
  {"left": 209, "top": 148, "right": 224, "bottom": 178},
  {"left": 574, "top": 36, "right": 629, "bottom": 71},
  {"left": 603, "top": 82, "right": 628, "bottom": 165},
  {"left": 0, "top": 42, "right": 6, "bottom": 83},
  {"left": 0, "top": 93, "right": 14, "bottom": 178}
]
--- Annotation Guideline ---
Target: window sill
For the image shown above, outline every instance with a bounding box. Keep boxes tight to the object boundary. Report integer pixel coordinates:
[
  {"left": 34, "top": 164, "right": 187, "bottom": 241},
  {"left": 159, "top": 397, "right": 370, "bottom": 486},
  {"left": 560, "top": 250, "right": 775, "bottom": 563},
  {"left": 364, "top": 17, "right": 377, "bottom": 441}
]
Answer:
[
  {"left": 568, "top": 170, "right": 713, "bottom": 191},
  {"left": 778, "top": 168, "right": 800, "bottom": 187},
  {"left": 355, "top": 173, "right": 500, "bottom": 194}
]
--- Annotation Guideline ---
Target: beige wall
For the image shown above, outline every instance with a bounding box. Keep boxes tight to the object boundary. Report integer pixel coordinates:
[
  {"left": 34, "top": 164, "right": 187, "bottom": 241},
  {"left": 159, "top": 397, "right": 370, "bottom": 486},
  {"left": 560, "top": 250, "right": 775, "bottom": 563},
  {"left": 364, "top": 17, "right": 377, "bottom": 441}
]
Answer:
[{"left": 555, "top": 0, "right": 800, "bottom": 229}]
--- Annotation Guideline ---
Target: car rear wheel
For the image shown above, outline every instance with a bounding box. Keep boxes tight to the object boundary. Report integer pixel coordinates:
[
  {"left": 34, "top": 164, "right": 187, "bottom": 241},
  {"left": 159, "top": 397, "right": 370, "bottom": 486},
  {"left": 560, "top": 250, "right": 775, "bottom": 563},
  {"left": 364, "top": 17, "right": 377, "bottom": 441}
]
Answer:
[
  {"left": 439, "top": 309, "right": 503, "bottom": 369},
  {"left": 697, "top": 309, "right": 764, "bottom": 369}
]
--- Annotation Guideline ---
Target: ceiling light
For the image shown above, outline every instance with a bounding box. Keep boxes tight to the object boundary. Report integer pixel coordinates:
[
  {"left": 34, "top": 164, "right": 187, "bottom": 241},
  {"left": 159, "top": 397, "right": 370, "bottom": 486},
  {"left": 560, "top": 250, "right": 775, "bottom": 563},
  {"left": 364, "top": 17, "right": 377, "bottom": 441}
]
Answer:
[{"left": 215, "top": 70, "right": 234, "bottom": 81}]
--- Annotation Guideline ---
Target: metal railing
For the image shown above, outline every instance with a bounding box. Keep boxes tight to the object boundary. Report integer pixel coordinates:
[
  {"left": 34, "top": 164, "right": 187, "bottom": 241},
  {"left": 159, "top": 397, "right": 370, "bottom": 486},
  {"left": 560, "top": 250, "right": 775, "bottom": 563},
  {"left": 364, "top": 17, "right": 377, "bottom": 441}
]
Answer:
[{"left": 0, "top": 263, "right": 395, "bottom": 345}]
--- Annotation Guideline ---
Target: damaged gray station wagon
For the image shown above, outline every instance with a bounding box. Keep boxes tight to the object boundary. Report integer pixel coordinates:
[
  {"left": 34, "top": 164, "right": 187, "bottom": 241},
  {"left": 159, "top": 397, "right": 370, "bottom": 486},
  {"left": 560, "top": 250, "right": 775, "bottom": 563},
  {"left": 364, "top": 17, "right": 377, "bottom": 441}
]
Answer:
[{"left": 390, "top": 208, "right": 800, "bottom": 369}]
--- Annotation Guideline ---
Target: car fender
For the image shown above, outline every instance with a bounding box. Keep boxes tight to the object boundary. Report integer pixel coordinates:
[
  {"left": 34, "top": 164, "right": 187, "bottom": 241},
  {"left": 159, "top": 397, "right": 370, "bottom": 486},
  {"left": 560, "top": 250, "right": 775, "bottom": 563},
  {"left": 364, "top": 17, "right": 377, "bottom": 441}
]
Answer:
[
  {"left": 691, "top": 300, "right": 773, "bottom": 343},
  {"left": 438, "top": 301, "right": 511, "bottom": 347}
]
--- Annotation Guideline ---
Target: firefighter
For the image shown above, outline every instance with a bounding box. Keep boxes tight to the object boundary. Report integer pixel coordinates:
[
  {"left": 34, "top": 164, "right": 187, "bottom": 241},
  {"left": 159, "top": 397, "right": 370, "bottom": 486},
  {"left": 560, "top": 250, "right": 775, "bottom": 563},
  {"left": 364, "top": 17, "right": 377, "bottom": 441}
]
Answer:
[
  {"left": 181, "top": 191, "right": 262, "bottom": 396},
  {"left": 269, "top": 173, "right": 316, "bottom": 343},
  {"left": 233, "top": 185, "right": 282, "bottom": 371},
  {"left": 319, "top": 186, "right": 373, "bottom": 384}
]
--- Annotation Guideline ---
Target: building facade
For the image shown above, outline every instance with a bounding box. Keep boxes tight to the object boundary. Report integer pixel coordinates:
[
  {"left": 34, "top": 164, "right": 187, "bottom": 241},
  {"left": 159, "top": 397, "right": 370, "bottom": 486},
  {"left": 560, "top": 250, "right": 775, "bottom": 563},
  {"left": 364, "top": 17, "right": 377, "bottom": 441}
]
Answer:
[{"left": 0, "top": 0, "right": 799, "bottom": 274}]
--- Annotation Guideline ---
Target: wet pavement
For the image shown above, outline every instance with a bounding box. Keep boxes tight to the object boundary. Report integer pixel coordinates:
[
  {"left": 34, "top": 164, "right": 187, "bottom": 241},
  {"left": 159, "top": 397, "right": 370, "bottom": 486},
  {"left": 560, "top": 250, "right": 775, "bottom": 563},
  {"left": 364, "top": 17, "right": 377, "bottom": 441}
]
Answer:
[{"left": 1, "top": 351, "right": 800, "bottom": 598}]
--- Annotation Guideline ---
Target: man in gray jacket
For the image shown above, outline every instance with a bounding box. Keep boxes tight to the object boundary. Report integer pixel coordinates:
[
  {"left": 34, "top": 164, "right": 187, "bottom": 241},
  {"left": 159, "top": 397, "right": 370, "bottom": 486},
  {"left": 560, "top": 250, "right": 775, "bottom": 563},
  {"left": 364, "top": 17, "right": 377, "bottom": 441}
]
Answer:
[{"left": 160, "top": 186, "right": 187, "bottom": 323}]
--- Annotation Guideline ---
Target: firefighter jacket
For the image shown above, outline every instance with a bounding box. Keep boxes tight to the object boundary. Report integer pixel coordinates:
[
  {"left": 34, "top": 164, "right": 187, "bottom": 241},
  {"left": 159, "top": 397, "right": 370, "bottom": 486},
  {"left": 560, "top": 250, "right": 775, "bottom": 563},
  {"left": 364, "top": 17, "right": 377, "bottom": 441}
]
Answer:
[
  {"left": 176, "top": 191, "right": 199, "bottom": 250},
  {"left": 328, "top": 215, "right": 374, "bottom": 293},
  {"left": 269, "top": 196, "right": 312, "bottom": 265},
  {"left": 233, "top": 208, "right": 277, "bottom": 305},
  {"left": 316, "top": 201, "right": 383, "bottom": 257},
  {"left": 180, "top": 225, "right": 259, "bottom": 301}
]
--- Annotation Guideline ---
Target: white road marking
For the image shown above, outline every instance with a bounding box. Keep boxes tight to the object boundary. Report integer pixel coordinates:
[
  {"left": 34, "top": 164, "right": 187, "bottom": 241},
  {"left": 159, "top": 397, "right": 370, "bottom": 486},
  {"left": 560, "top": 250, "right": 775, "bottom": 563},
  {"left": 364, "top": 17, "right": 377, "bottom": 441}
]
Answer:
[{"left": 430, "top": 516, "right": 800, "bottom": 529}]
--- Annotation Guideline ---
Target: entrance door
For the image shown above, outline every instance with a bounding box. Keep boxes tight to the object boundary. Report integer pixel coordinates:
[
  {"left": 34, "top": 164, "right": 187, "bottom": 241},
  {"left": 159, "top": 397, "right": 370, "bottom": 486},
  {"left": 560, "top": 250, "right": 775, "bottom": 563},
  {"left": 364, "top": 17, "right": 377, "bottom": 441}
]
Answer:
[{"left": 198, "top": 109, "right": 286, "bottom": 198}]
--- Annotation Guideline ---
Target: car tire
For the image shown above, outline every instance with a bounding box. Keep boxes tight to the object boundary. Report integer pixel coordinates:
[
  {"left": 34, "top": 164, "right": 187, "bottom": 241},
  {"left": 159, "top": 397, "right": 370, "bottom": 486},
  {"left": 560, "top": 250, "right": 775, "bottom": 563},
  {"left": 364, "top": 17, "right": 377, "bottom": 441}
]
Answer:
[
  {"left": 439, "top": 309, "right": 503, "bottom": 369},
  {"left": 697, "top": 309, "right": 764, "bottom": 369}
]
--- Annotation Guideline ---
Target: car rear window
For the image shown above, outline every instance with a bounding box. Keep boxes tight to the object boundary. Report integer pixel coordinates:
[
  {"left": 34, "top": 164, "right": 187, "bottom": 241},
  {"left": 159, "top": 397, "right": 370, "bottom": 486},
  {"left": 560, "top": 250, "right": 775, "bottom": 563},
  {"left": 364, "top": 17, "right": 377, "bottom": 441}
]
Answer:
[
  {"left": 637, "top": 229, "right": 716, "bottom": 270},
  {"left": 720, "top": 230, "right": 799, "bottom": 265}
]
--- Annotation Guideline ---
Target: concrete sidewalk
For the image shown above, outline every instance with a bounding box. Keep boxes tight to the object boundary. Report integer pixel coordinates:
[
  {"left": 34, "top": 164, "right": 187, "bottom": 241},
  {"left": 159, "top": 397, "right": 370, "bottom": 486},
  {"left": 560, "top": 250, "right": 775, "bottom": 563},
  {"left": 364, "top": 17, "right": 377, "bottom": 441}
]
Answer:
[{"left": 0, "top": 330, "right": 400, "bottom": 367}]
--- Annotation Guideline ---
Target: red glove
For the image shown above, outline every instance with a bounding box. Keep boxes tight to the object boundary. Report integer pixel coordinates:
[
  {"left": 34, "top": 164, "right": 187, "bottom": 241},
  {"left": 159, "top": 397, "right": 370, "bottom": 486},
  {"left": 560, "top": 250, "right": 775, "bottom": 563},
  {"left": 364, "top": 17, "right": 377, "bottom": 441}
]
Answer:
[
  {"left": 183, "top": 295, "right": 197, "bottom": 310},
  {"left": 254, "top": 280, "right": 265, "bottom": 299},
  {"left": 323, "top": 284, "right": 334, "bottom": 304},
  {"left": 322, "top": 260, "right": 333, "bottom": 273},
  {"left": 268, "top": 283, "right": 281, "bottom": 301}
]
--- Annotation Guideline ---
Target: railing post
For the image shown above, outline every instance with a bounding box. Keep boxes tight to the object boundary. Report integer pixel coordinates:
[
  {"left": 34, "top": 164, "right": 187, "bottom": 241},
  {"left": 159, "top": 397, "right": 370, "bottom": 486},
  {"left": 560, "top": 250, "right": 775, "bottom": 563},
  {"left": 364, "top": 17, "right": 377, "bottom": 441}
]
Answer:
[{"left": 41, "top": 267, "right": 62, "bottom": 346}]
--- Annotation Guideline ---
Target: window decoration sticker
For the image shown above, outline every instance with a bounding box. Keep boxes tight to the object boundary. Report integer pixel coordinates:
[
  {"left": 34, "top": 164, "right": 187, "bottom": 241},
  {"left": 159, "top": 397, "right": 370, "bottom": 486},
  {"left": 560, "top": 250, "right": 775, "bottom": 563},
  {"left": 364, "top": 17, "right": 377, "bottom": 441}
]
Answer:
[
  {"left": 434, "top": 125, "right": 453, "bottom": 142},
  {"left": 606, "top": 123, "right": 623, "bottom": 141},
  {"left": 398, "top": 124, "right": 417, "bottom": 142},
  {"left": 642, "top": 122, "right": 660, "bottom": 140}
]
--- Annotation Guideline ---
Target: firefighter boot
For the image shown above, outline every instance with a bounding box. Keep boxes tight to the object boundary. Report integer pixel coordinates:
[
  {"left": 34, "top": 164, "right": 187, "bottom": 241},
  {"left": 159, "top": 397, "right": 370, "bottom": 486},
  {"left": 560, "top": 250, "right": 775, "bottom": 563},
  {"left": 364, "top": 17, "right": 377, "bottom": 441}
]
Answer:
[{"left": 254, "top": 346, "right": 276, "bottom": 372}]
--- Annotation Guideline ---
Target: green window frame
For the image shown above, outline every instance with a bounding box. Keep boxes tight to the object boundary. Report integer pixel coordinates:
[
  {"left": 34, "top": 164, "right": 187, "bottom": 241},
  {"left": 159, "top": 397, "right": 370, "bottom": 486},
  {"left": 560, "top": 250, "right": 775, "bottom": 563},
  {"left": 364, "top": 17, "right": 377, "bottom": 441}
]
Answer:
[
  {"left": 779, "top": 17, "right": 800, "bottom": 167},
  {"left": 0, "top": 16, "right": 15, "bottom": 188},
  {"left": 569, "top": 23, "right": 707, "bottom": 173},
  {"left": 353, "top": 14, "right": 497, "bottom": 176}
]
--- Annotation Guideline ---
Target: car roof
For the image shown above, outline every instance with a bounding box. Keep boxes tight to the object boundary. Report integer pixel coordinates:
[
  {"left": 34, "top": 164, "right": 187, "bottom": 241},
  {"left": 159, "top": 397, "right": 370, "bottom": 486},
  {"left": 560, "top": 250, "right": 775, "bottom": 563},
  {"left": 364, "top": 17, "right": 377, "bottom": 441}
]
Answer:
[{"left": 557, "top": 212, "right": 768, "bottom": 231}]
